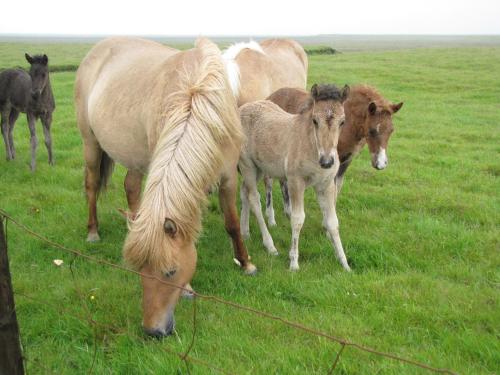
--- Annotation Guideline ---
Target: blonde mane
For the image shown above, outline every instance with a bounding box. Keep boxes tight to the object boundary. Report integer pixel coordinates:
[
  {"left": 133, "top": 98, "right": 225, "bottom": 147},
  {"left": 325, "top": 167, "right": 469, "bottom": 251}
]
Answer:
[{"left": 123, "top": 38, "right": 243, "bottom": 272}]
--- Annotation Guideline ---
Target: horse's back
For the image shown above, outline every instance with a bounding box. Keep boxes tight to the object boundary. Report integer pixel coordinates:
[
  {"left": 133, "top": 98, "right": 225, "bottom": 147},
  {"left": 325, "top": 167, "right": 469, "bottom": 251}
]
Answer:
[
  {"left": 75, "top": 37, "right": 178, "bottom": 111},
  {"left": 75, "top": 37, "right": 181, "bottom": 171},
  {"left": 260, "top": 39, "right": 308, "bottom": 88},
  {"left": 267, "top": 87, "right": 308, "bottom": 114},
  {"left": 0, "top": 68, "right": 31, "bottom": 110},
  {"left": 240, "top": 100, "right": 293, "bottom": 177},
  {"left": 236, "top": 39, "right": 308, "bottom": 105},
  {"left": 240, "top": 100, "right": 292, "bottom": 135}
]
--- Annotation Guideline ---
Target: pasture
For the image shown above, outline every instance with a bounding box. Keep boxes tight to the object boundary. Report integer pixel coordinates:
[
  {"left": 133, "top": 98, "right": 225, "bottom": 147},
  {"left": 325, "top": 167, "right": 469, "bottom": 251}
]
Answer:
[{"left": 0, "top": 40, "right": 498, "bottom": 374}]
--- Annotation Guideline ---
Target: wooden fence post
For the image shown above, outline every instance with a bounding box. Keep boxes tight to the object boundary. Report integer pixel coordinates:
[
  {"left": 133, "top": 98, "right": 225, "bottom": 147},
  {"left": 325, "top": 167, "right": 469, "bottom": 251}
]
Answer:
[{"left": 0, "top": 216, "right": 25, "bottom": 375}]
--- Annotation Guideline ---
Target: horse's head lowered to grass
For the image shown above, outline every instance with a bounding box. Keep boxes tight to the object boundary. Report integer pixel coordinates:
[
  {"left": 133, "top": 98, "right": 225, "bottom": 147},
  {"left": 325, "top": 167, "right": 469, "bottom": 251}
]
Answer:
[{"left": 121, "top": 39, "right": 242, "bottom": 338}]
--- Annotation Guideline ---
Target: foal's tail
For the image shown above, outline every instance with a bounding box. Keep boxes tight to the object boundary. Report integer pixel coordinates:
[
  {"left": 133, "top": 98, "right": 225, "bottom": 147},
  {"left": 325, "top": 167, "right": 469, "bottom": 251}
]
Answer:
[
  {"left": 123, "top": 38, "right": 243, "bottom": 272},
  {"left": 98, "top": 151, "right": 114, "bottom": 193}
]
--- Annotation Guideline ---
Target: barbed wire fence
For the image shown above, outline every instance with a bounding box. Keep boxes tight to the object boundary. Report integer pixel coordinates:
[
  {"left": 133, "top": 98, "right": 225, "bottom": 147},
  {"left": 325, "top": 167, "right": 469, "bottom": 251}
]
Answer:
[{"left": 0, "top": 209, "right": 458, "bottom": 374}]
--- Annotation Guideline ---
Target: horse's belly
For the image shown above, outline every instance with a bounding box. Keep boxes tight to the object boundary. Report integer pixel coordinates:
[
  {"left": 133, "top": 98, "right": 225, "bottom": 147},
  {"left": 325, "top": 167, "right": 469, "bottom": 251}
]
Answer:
[{"left": 90, "top": 117, "right": 151, "bottom": 172}]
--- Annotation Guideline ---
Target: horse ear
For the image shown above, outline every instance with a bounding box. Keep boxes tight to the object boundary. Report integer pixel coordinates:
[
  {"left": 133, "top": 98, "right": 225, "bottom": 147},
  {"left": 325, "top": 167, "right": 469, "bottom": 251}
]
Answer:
[
  {"left": 341, "top": 84, "right": 350, "bottom": 102},
  {"left": 391, "top": 102, "right": 403, "bottom": 113},
  {"left": 310, "top": 84, "right": 319, "bottom": 100},
  {"left": 368, "top": 102, "right": 377, "bottom": 115},
  {"left": 25, "top": 53, "right": 34, "bottom": 65},
  {"left": 164, "top": 218, "right": 177, "bottom": 237},
  {"left": 42, "top": 54, "right": 48, "bottom": 65}
]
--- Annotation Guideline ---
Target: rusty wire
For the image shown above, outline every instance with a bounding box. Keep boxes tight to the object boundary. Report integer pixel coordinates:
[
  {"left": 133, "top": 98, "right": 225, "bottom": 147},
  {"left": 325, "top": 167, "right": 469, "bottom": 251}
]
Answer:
[{"left": 1, "top": 209, "right": 458, "bottom": 375}]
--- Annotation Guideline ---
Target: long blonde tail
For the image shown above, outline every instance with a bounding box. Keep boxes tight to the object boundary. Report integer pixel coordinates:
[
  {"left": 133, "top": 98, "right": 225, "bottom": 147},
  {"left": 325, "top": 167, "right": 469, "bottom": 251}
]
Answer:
[{"left": 123, "top": 38, "right": 242, "bottom": 272}]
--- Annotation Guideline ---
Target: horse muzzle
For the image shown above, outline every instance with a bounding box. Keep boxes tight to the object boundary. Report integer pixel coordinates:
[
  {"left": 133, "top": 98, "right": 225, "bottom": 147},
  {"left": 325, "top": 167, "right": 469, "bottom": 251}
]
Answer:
[
  {"left": 31, "top": 89, "right": 42, "bottom": 99},
  {"left": 372, "top": 149, "right": 388, "bottom": 170},
  {"left": 143, "top": 312, "right": 175, "bottom": 338},
  {"left": 319, "top": 155, "right": 335, "bottom": 169}
]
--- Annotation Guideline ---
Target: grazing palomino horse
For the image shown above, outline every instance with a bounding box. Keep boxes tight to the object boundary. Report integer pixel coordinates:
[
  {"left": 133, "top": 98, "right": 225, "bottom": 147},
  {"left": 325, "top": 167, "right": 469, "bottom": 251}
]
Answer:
[
  {"left": 75, "top": 37, "right": 254, "bottom": 337},
  {"left": 239, "top": 84, "right": 351, "bottom": 271},
  {"left": 0, "top": 54, "right": 55, "bottom": 170},
  {"left": 222, "top": 39, "right": 308, "bottom": 224},
  {"left": 266, "top": 85, "right": 403, "bottom": 223}
]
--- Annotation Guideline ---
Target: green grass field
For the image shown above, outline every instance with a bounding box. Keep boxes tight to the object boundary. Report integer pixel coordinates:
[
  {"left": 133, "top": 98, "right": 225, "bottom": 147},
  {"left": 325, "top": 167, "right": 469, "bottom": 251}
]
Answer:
[{"left": 0, "top": 41, "right": 499, "bottom": 374}]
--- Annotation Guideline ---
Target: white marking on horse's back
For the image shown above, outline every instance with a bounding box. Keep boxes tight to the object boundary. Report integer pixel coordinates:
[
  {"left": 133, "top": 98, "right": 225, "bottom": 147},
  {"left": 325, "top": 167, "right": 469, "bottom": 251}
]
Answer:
[
  {"left": 223, "top": 58, "right": 240, "bottom": 98},
  {"left": 222, "top": 41, "right": 265, "bottom": 60},
  {"left": 222, "top": 41, "right": 264, "bottom": 99}
]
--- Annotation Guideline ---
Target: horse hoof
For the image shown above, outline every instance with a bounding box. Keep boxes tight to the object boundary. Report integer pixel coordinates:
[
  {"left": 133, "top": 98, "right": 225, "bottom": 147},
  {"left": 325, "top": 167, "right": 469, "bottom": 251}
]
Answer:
[
  {"left": 86, "top": 232, "right": 100, "bottom": 242},
  {"left": 244, "top": 263, "right": 258, "bottom": 276},
  {"left": 268, "top": 248, "right": 279, "bottom": 256},
  {"left": 241, "top": 231, "right": 250, "bottom": 239},
  {"left": 343, "top": 265, "right": 352, "bottom": 272},
  {"left": 289, "top": 263, "right": 300, "bottom": 272},
  {"left": 182, "top": 289, "right": 195, "bottom": 299},
  {"left": 268, "top": 219, "right": 277, "bottom": 227}
]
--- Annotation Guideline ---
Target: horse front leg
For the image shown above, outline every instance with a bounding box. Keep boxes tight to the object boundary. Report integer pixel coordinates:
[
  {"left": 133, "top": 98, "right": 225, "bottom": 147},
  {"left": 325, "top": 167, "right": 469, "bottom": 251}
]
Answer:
[
  {"left": 240, "top": 159, "right": 278, "bottom": 256},
  {"left": 219, "top": 165, "right": 257, "bottom": 275},
  {"left": 315, "top": 182, "right": 351, "bottom": 271},
  {"left": 1, "top": 109, "right": 12, "bottom": 160},
  {"left": 288, "top": 177, "right": 305, "bottom": 271},
  {"left": 123, "top": 170, "right": 143, "bottom": 220},
  {"left": 41, "top": 112, "right": 54, "bottom": 165},
  {"left": 27, "top": 113, "right": 38, "bottom": 171},
  {"left": 8, "top": 109, "right": 19, "bottom": 159}
]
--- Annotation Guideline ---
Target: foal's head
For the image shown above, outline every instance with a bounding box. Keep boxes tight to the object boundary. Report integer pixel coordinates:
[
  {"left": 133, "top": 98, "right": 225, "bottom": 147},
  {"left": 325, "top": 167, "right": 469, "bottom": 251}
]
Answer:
[
  {"left": 347, "top": 86, "right": 403, "bottom": 170},
  {"left": 25, "top": 53, "right": 49, "bottom": 99},
  {"left": 302, "top": 84, "right": 350, "bottom": 169},
  {"left": 364, "top": 100, "right": 403, "bottom": 170}
]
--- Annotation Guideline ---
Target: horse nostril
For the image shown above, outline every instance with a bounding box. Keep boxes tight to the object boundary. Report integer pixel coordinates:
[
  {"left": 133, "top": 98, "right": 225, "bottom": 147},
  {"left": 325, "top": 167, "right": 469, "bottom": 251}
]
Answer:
[
  {"left": 143, "top": 316, "right": 175, "bottom": 338},
  {"left": 319, "top": 157, "right": 334, "bottom": 169}
]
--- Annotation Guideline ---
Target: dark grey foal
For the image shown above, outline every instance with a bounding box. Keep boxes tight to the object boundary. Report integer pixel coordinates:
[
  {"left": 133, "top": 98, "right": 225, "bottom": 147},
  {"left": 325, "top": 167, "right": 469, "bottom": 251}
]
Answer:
[{"left": 0, "top": 53, "right": 55, "bottom": 171}]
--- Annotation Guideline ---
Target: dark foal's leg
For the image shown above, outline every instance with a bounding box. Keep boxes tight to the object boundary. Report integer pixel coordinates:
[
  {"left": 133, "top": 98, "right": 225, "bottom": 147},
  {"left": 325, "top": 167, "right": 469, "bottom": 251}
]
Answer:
[
  {"left": 219, "top": 166, "right": 257, "bottom": 275},
  {"left": 8, "top": 109, "right": 19, "bottom": 159},
  {"left": 124, "top": 170, "right": 143, "bottom": 219},
  {"left": 1, "top": 109, "right": 12, "bottom": 160},
  {"left": 41, "top": 112, "right": 54, "bottom": 165},
  {"left": 27, "top": 112, "right": 38, "bottom": 171},
  {"left": 84, "top": 141, "right": 103, "bottom": 242}
]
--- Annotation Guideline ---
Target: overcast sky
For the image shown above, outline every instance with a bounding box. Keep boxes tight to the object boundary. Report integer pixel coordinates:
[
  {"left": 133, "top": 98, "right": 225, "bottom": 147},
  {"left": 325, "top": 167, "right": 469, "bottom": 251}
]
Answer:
[{"left": 1, "top": 0, "right": 499, "bottom": 36}]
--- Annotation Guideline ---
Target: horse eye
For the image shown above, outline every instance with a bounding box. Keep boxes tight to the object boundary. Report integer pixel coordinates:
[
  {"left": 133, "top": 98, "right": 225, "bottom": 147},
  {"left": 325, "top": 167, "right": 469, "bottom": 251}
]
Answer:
[
  {"left": 340, "top": 120, "right": 345, "bottom": 127},
  {"left": 312, "top": 118, "right": 318, "bottom": 127},
  {"left": 164, "top": 269, "right": 177, "bottom": 278},
  {"left": 369, "top": 128, "right": 378, "bottom": 137}
]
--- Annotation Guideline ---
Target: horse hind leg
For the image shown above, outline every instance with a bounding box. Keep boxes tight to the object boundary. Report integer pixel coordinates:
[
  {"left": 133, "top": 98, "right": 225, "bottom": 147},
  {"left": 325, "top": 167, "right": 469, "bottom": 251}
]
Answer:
[
  {"left": 243, "top": 172, "right": 279, "bottom": 256},
  {"left": 280, "top": 179, "right": 291, "bottom": 219},
  {"left": 264, "top": 176, "right": 277, "bottom": 226},
  {"left": 8, "top": 109, "right": 19, "bottom": 159},
  {"left": 84, "top": 140, "right": 104, "bottom": 242},
  {"left": 1, "top": 109, "right": 12, "bottom": 160}
]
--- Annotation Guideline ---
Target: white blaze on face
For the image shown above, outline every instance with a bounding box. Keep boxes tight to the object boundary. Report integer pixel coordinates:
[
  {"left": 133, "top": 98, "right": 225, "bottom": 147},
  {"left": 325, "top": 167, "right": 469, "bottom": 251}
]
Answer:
[{"left": 374, "top": 148, "right": 388, "bottom": 169}]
